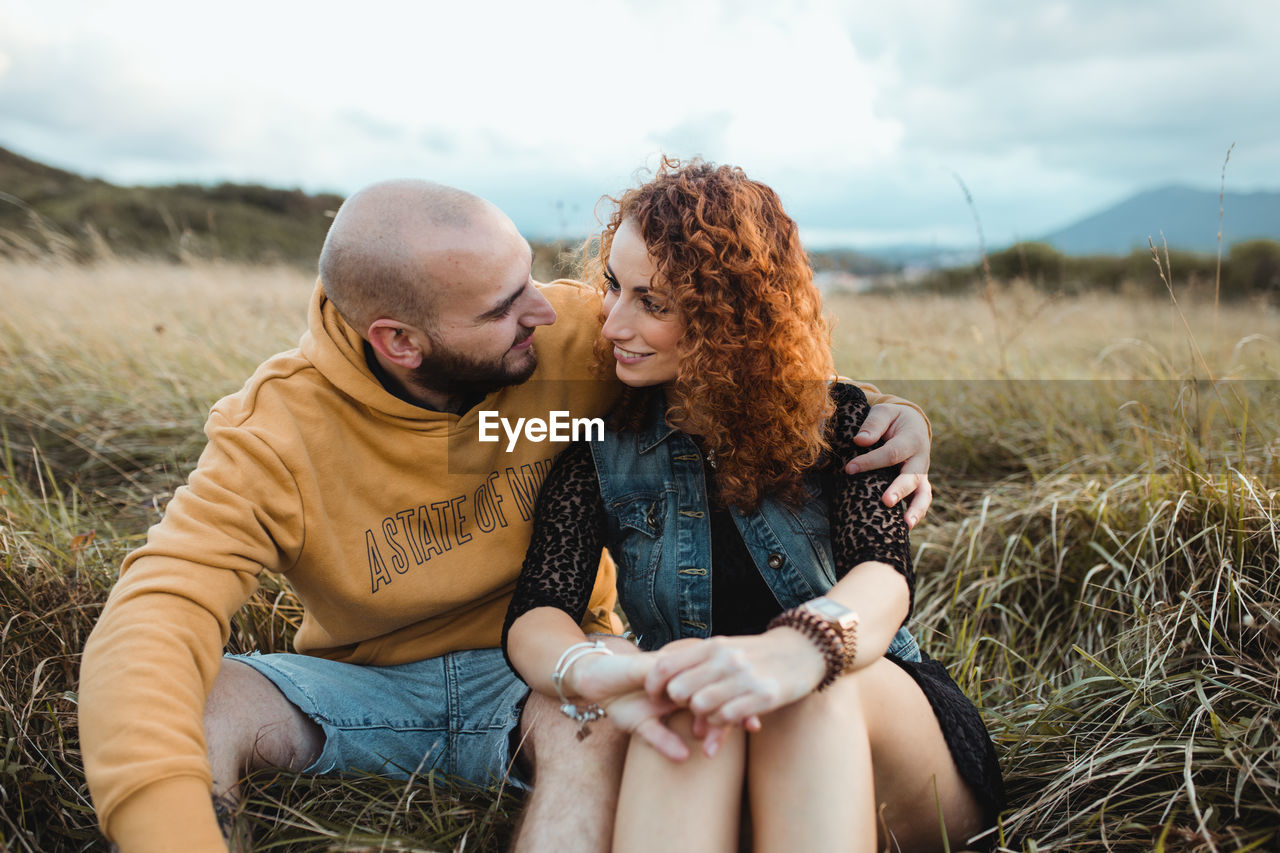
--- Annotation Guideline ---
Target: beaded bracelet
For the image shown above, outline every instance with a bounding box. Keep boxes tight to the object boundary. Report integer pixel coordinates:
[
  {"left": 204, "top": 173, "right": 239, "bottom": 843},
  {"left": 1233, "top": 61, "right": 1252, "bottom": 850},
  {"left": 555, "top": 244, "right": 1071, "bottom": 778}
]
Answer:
[
  {"left": 766, "top": 608, "right": 847, "bottom": 691},
  {"left": 550, "top": 640, "right": 614, "bottom": 740}
]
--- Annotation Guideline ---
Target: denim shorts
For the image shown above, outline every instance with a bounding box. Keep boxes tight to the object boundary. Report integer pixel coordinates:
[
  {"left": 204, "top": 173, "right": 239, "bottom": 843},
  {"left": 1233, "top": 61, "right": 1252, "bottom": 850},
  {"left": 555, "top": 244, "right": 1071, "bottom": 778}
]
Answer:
[{"left": 227, "top": 647, "right": 531, "bottom": 790}]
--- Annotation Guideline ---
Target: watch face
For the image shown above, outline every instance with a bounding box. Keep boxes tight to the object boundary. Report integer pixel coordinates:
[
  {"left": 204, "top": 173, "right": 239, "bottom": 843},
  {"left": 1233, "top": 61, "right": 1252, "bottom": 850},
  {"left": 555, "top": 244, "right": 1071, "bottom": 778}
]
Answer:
[{"left": 808, "top": 596, "right": 856, "bottom": 624}]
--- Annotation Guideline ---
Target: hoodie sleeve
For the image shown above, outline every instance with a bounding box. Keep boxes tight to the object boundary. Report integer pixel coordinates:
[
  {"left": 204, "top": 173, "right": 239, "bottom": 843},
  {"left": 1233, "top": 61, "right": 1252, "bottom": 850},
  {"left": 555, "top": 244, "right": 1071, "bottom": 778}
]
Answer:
[{"left": 78, "top": 404, "right": 304, "bottom": 852}]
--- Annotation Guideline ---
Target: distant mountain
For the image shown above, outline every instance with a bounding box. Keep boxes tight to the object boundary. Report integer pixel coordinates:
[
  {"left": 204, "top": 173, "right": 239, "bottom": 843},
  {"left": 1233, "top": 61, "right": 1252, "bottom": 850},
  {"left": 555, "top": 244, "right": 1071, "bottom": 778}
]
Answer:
[{"left": 1040, "top": 185, "right": 1280, "bottom": 255}]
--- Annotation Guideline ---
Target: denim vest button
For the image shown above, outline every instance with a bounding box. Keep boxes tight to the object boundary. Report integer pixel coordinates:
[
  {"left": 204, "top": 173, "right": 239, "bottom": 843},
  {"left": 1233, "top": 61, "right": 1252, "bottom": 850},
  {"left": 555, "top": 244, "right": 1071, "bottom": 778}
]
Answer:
[{"left": 767, "top": 553, "right": 785, "bottom": 569}]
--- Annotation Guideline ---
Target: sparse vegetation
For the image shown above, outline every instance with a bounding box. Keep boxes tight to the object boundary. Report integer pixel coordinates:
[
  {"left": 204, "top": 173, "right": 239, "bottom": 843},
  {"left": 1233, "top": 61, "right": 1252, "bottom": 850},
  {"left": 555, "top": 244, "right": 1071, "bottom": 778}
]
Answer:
[{"left": 919, "top": 240, "right": 1280, "bottom": 301}]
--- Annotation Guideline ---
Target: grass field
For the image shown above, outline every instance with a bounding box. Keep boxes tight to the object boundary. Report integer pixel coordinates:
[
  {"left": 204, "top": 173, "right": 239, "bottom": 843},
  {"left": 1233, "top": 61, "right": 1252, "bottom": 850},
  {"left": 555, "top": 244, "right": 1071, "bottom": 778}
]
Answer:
[{"left": 1, "top": 258, "right": 1278, "bottom": 851}]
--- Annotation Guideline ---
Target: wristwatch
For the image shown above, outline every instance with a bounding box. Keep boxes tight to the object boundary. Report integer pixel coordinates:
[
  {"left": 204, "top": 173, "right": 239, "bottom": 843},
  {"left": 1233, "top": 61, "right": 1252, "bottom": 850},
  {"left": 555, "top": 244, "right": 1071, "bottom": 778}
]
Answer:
[
  {"left": 767, "top": 595, "right": 859, "bottom": 690},
  {"left": 801, "top": 596, "right": 859, "bottom": 676}
]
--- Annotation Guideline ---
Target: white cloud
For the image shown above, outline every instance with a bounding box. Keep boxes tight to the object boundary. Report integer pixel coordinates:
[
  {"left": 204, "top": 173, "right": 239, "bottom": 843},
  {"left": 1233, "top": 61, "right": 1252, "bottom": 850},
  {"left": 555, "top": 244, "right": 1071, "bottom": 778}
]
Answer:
[
  {"left": 842, "top": 0, "right": 1280, "bottom": 186},
  {"left": 0, "top": 0, "right": 1275, "bottom": 245}
]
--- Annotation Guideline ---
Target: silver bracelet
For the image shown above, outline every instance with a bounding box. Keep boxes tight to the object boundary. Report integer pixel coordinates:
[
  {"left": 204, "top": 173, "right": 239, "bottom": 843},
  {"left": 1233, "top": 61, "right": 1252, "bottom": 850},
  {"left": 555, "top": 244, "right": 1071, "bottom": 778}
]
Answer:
[{"left": 551, "top": 640, "right": 613, "bottom": 740}]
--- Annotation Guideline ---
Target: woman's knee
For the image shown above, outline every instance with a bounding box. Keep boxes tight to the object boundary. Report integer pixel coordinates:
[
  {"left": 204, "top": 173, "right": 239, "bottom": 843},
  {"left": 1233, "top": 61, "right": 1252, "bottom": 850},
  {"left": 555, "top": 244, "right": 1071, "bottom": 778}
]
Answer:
[
  {"left": 661, "top": 709, "right": 700, "bottom": 741},
  {"left": 762, "top": 661, "right": 879, "bottom": 734},
  {"left": 658, "top": 709, "right": 744, "bottom": 748},
  {"left": 624, "top": 709, "right": 747, "bottom": 767}
]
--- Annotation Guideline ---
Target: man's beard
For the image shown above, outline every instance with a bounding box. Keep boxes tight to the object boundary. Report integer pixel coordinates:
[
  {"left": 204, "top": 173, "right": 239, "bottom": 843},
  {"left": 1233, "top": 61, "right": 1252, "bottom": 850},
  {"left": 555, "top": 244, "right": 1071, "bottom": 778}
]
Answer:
[{"left": 408, "top": 332, "right": 538, "bottom": 401}]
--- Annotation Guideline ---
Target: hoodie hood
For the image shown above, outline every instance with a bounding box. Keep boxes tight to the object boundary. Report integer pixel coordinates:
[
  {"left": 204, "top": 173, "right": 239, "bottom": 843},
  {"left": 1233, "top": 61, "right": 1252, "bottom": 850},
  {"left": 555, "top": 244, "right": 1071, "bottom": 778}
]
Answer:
[{"left": 298, "top": 279, "right": 456, "bottom": 424}]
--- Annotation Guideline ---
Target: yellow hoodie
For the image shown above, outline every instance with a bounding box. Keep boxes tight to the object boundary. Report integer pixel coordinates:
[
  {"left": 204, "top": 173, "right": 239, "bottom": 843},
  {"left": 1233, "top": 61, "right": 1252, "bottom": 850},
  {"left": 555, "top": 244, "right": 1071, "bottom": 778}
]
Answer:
[{"left": 79, "top": 279, "right": 624, "bottom": 851}]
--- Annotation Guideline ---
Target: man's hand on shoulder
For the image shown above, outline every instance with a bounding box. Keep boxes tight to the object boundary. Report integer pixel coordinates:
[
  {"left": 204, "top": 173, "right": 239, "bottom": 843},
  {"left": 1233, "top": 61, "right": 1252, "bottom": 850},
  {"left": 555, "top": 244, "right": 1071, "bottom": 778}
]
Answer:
[{"left": 844, "top": 403, "right": 933, "bottom": 529}]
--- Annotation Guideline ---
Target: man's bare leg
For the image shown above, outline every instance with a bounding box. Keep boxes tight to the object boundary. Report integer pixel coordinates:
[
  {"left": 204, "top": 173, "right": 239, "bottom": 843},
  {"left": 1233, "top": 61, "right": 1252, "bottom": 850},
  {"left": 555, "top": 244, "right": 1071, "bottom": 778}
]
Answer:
[
  {"left": 204, "top": 659, "right": 325, "bottom": 846},
  {"left": 511, "top": 638, "right": 633, "bottom": 853}
]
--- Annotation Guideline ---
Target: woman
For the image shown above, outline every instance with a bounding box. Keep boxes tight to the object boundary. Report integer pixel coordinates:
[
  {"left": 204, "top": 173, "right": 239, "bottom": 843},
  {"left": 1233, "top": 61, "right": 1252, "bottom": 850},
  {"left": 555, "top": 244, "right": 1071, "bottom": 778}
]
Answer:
[{"left": 502, "top": 159, "right": 1004, "bottom": 851}]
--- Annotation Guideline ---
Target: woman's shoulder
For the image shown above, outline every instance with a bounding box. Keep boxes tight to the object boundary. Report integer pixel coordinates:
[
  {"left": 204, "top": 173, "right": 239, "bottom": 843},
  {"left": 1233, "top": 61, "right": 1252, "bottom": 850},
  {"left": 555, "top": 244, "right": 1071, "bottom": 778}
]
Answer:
[
  {"left": 551, "top": 437, "right": 595, "bottom": 469},
  {"left": 820, "top": 381, "right": 877, "bottom": 461},
  {"left": 830, "top": 380, "right": 872, "bottom": 423}
]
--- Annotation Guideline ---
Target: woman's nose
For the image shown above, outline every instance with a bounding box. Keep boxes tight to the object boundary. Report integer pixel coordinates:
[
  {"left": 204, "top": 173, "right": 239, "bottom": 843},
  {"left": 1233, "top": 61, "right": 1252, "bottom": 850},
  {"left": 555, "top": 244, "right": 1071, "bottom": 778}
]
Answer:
[{"left": 601, "top": 298, "right": 631, "bottom": 340}]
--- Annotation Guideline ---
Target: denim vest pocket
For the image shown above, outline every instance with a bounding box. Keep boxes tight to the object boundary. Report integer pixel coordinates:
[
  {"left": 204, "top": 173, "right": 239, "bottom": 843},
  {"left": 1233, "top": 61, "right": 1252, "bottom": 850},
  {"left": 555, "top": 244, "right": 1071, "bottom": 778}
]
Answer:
[
  {"left": 610, "top": 492, "right": 664, "bottom": 570},
  {"left": 608, "top": 492, "right": 671, "bottom": 648}
]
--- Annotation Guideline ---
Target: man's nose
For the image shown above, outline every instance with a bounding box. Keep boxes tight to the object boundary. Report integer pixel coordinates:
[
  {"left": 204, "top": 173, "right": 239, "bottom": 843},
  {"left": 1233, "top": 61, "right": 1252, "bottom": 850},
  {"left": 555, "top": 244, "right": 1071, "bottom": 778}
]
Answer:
[{"left": 523, "top": 288, "right": 557, "bottom": 327}]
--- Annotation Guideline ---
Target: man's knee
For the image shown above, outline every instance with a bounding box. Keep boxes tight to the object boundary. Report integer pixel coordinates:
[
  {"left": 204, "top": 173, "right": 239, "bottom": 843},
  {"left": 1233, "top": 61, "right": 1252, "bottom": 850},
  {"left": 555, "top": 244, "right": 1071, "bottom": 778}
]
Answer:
[
  {"left": 206, "top": 659, "right": 324, "bottom": 776},
  {"left": 518, "top": 689, "right": 627, "bottom": 780},
  {"left": 517, "top": 635, "right": 639, "bottom": 783}
]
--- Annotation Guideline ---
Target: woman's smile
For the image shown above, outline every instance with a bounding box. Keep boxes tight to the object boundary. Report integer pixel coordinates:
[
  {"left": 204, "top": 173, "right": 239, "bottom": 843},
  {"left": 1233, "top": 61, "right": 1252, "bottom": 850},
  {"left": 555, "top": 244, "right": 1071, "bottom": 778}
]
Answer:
[{"left": 613, "top": 346, "right": 655, "bottom": 363}]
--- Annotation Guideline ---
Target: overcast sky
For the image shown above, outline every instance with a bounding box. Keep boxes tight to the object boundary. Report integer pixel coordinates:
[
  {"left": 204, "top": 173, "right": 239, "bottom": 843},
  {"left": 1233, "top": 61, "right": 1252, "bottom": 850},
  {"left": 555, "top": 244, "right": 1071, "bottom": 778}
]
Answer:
[{"left": 1, "top": 0, "right": 1275, "bottom": 248}]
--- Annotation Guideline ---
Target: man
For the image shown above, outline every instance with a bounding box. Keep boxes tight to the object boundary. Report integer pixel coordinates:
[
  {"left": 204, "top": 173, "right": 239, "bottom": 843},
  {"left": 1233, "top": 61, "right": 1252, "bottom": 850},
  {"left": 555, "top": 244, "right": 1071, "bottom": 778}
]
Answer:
[{"left": 79, "top": 180, "right": 933, "bottom": 852}]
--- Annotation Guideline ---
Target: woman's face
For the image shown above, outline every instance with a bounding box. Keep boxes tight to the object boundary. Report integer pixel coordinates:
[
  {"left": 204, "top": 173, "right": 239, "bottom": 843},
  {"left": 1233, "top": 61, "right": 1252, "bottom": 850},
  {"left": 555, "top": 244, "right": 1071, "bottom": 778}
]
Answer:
[{"left": 601, "top": 219, "right": 684, "bottom": 387}]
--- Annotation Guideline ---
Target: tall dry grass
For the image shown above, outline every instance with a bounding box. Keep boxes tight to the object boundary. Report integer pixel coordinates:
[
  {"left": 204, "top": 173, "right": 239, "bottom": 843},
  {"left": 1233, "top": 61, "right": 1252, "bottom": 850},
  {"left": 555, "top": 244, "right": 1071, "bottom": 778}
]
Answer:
[{"left": 1, "top": 258, "right": 1278, "bottom": 850}]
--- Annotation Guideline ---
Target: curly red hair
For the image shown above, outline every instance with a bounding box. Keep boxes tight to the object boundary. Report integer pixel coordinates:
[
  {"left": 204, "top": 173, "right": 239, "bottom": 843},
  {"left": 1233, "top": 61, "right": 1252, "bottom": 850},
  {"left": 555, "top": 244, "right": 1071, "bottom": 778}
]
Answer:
[{"left": 583, "top": 158, "right": 836, "bottom": 511}]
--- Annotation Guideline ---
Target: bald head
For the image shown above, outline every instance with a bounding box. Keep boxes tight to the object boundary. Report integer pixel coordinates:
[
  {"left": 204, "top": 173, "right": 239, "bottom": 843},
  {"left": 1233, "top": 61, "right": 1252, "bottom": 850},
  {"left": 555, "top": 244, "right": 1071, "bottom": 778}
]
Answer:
[{"left": 318, "top": 179, "right": 507, "bottom": 334}]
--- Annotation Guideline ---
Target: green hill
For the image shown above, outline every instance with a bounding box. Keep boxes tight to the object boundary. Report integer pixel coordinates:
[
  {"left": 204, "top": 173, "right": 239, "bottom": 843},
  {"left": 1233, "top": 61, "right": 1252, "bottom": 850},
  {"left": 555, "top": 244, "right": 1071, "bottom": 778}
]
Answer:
[
  {"left": 0, "top": 146, "right": 343, "bottom": 266},
  {"left": 0, "top": 146, "right": 891, "bottom": 279}
]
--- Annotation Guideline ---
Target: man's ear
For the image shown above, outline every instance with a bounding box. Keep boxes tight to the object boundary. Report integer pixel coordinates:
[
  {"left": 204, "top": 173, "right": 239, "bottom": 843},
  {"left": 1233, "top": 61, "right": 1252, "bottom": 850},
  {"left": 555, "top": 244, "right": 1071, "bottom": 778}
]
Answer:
[{"left": 367, "top": 319, "right": 428, "bottom": 369}]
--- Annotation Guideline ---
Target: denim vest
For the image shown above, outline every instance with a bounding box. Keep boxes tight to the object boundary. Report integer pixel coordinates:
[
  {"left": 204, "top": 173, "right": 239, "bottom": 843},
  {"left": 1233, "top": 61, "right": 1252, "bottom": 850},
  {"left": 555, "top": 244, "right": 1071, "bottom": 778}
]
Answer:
[{"left": 588, "top": 397, "right": 920, "bottom": 662}]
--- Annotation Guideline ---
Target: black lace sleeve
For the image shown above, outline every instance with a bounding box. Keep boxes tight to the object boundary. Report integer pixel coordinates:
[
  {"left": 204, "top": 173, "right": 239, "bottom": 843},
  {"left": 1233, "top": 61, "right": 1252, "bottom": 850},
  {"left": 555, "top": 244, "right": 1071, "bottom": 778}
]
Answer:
[
  {"left": 825, "top": 382, "right": 915, "bottom": 617},
  {"left": 501, "top": 440, "right": 609, "bottom": 661}
]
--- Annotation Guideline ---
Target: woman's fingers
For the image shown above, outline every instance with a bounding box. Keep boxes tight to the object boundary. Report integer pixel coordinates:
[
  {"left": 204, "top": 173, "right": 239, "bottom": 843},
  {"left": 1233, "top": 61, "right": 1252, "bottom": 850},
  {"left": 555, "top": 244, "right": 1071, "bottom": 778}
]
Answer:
[
  {"left": 643, "top": 638, "right": 721, "bottom": 700},
  {"left": 653, "top": 640, "right": 753, "bottom": 705},
  {"left": 713, "top": 694, "right": 778, "bottom": 728},
  {"left": 648, "top": 634, "right": 820, "bottom": 717},
  {"left": 686, "top": 671, "right": 783, "bottom": 724},
  {"left": 574, "top": 652, "right": 654, "bottom": 701},
  {"left": 697, "top": 720, "right": 731, "bottom": 758},
  {"left": 632, "top": 716, "right": 691, "bottom": 762},
  {"left": 601, "top": 690, "right": 690, "bottom": 762}
]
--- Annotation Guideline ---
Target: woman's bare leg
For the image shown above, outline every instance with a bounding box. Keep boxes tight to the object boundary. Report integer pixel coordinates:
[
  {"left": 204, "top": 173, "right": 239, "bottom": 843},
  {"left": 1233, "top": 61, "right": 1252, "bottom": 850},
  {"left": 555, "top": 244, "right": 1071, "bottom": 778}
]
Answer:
[
  {"left": 748, "top": 657, "right": 984, "bottom": 853},
  {"left": 613, "top": 710, "right": 746, "bottom": 853}
]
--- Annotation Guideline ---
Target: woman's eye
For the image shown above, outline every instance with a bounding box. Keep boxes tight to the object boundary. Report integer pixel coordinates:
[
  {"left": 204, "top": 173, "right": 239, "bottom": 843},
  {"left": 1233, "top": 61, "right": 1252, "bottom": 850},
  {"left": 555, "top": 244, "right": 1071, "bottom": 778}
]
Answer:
[
  {"left": 604, "top": 273, "right": 621, "bottom": 293},
  {"left": 641, "top": 297, "right": 668, "bottom": 315}
]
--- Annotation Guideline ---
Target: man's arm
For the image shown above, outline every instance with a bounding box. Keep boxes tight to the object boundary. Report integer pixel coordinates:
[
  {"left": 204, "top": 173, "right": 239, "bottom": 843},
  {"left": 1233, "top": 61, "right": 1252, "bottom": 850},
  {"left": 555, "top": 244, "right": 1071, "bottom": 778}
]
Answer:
[
  {"left": 844, "top": 382, "right": 932, "bottom": 529},
  {"left": 79, "top": 416, "right": 301, "bottom": 852}
]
